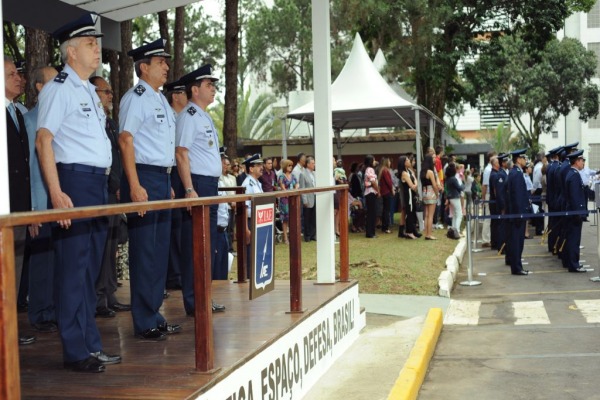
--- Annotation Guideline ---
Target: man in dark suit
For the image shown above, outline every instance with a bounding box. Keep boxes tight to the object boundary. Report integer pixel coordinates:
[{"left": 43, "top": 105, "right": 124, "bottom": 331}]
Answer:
[
  {"left": 555, "top": 142, "right": 579, "bottom": 259},
  {"left": 563, "top": 150, "right": 588, "bottom": 273},
  {"left": 90, "top": 76, "right": 130, "bottom": 318},
  {"left": 5, "top": 56, "right": 37, "bottom": 346},
  {"left": 545, "top": 147, "right": 562, "bottom": 254},
  {"left": 491, "top": 154, "right": 509, "bottom": 256},
  {"left": 299, "top": 156, "right": 317, "bottom": 242},
  {"left": 505, "top": 149, "right": 531, "bottom": 276}
]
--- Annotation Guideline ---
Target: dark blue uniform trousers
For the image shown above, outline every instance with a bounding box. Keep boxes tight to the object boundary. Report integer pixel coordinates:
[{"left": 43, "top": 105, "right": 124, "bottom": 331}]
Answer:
[
  {"left": 167, "top": 167, "right": 184, "bottom": 288},
  {"left": 562, "top": 217, "right": 582, "bottom": 271},
  {"left": 507, "top": 219, "right": 526, "bottom": 274},
  {"left": 181, "top": 174, "right": 218, "bottom": 314},
  {"left": 54, "top": 169, "right": 108, "bottom": 362},
  {"left": 123, "top": 169, "right": 171, "bottom": 334},
  {"left": 27, "top": 223, "right": 55, "bottom": 325},
  {"left": 213, "top": 229, "right": 229, "bottom": 280}
]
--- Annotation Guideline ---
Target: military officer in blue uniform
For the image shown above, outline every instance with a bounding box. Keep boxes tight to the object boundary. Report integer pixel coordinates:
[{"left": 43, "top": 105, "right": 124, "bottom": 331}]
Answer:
[
  {"left": 242, "top": 155, "right": 264, "bottom": 276},
  {"left": 555, "top": 142, "right": 579, "bottom": 258},
  {"left": 491, "top": 153, "right": 509, "bottom": 255},
  {"left": 36, "top": 13, "right": 120, "bottom": 372},
  {"left": 563, "top": 150, "right": 588, "bottom": 272},
  {"left": 119, "top": 38, "right": 179, "bottom": 341},
  {"left": 504, "top": 149, "right": 531, "bottom": 275},
  {"left": 488, "top": 156, "right": 499, "bottom": 249},
  {"left": 544, "top": 146, "right": 562, "bottom": 253},
  {"left": 175, "top": 64, "right": 226, "bottom": 314}
]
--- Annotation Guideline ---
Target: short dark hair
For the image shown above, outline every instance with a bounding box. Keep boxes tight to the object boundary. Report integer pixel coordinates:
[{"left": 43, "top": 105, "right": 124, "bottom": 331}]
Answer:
[
  {"left": 435, "top": 145, "right": 443, "bottom": 155},
  {"left": 134, "top": 58, "right": 152, "bottom": 78}
]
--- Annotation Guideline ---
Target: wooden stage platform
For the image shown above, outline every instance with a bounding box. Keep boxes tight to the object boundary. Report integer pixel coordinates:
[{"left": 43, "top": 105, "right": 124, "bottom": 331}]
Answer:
[{"left": 17, "top": 280, "right": 364, "bottom": 400}]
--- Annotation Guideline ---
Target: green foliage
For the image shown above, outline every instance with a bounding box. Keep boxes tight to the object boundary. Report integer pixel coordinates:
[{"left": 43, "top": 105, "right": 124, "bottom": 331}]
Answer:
[
  {"left": 480, "top": 123, "right": 516, "bottom": 155},
  {"left": 209, "top": 88, "right": 277, "bottom": 141},
  {"left": 331, "top": 0, "right": 595, "bottom": 145},
  {"left": 464, "top": 35, "right": 599, "bottom": 153},
  {"left": 132, "top": 4, "right": 224, "bottom": 73},
  {"left": 244, "top": 0, "right": 351, "bottom": 98}
]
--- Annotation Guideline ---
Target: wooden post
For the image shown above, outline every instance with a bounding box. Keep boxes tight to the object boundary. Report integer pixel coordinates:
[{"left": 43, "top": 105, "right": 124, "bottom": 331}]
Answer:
[
  {"left": 192, "top": 206, "right": 214, "bottom": 371},
  {"left": 289, "top": 195, "right": 303, "bottom": 312},
  {"left": 0, "top": 227, "right": 20, "bottom": 399},
  {"left": 339, "top": 187, "right": 350, "bottom": 282},
  {"left": 235, "top": 198, "right": 247, "bottom": 282}
]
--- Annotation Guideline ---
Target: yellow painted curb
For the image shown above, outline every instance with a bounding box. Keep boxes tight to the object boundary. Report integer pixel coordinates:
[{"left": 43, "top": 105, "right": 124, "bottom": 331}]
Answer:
[{"left": 387, "top": 308, "right": 443, "bottom": 400}]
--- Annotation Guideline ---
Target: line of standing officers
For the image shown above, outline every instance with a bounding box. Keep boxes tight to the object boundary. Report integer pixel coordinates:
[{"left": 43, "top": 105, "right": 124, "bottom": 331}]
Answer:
[
  {"left": 487, "top": 145, "right": 589, "bottom": 276},
  {"left": 7, "top": 13, "right": 234, "bottom": 373}
]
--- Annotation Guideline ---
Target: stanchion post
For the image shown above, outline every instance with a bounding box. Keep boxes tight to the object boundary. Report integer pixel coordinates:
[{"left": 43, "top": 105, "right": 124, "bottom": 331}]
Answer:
[
  {"left": 472, "top": 201, "right": 484, "bottom": 253},
  {"left": 591, "top": 208, "right": 600, "bottom": 282},
  {"left": 460, "top": 213, "right": 482, "bottom": 287}
]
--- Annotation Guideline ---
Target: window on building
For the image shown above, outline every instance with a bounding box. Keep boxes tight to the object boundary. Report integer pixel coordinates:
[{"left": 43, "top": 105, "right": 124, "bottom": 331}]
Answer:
[
  {"left": 589, "top": 143, "right": 600, "bottom": 171},
  {"left": 589, "top": 43, "right": 600, "bottom": 77},
  {"left": 590, "top": 115, "right": 600, "bottom": 129},
  {"left": 588, "top": 0, "right": 600, "bottom": 28},
  {"left": 552, "top": 130, "right": 559, "bottom": 138}
]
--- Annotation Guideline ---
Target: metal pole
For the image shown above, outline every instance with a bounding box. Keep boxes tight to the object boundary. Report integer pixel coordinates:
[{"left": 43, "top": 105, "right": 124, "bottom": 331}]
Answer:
[
  {"left": 590, "top": 208, "right": 600, "bottom": 282},
  {"left": 461, "top": 214, "right": 482, "bottom": 286},
  {"left": 472, "top": 201, "right": 483, "bottom": 253},
  {"left": 281, "top": 117, "right": 287, "bottom": 160}
]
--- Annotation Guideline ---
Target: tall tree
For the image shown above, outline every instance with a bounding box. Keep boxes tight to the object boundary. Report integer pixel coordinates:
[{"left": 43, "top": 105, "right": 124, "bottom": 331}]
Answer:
[
  {"left": 118, "top": 20, "right": 134, "bottom": 118},
  {"left": 158, "top": 11, "right": 173, "bottom": 82},
  {"left": 3, "top": 22, "right": 23, "bottom": 62},
  {"left": 173, "top": 6, "right": 186, "bottom": 79},
  {"left": 464, "top": 35, "right": 599, "bottom": 155},
  {"left": 24, "top": 27, "right": 51, "bottom": 108},
  {"left": 224, "top": 0, "right": 239, "bottom": 159}
]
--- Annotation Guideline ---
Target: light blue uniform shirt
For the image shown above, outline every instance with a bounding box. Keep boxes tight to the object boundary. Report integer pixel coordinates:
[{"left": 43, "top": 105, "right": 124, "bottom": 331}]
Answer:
[
  {"left": 175, "top": 102, "right": 221, "bottom": 177},
  {"left": 119, "top": 79, "right": 175, "bottom": 167},
  {"left": 37, "top": 64, "right": 111, "bottom": 168},
  {"left": 242, "top": 175, "right": 263, "bottom": 218},
  {"left": 217, "top": 180, "right": 229, "bottom": 227},
  {"left": 23, "top": 105, "right": 47, "bottom": 211}
]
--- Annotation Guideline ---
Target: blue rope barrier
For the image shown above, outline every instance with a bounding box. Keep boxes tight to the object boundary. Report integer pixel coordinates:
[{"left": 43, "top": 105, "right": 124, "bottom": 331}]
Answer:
[{"left": 468, "top": 209, "right": 596, "bottom": 221}]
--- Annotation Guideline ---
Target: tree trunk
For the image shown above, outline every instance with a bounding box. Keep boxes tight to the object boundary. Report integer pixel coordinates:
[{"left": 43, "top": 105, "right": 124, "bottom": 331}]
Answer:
[
  {"left": 173, "top": 6, "right": 185, "bottom": 80},
  {"left": 119, "top": 20, "right": 134, "bottom": 114},
  {"left": 158, "top": 11, "right": 173, "bottom": 82},
  {"left": 107, "top": 49, "right": 120, "bottom": 120},
  {"left": 224, "top": 0, "right": 239, "bottom": 159},
  {"left": 24, "top": 27, "right": 51, "bottom": 108}
]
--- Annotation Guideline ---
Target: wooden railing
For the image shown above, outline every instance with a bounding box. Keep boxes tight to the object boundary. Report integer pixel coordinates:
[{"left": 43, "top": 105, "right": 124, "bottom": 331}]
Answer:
[{"left": 0, "top": 184, "right": 349, "bottom": 399}]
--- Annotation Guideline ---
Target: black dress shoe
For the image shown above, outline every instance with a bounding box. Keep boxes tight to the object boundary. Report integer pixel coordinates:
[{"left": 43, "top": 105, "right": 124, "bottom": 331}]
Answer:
[
  {"left": 157, "top": 322, "right": 182, "bottom": 334},
  {"left": 90, "top": 351, "right": 122, "bottom": 365},
  {"left": 64, "top": 356, "right": 105, "bottom": 373},
  {"left": 19, "top": 335, "right": 36, "bottom": 345},
  {"left": 569, "top": 267, "right": 588, "bottom": 273},
  {"left": 136, "top": 328, "right": 166, "bottom": 341},
  {"left": 109, "top": 302, "right": 131, "bottom": 312},
  {"left": 95, "top": 307, "right": 116, "bottom": 318},
  {"left": 32, "top": 321, "right": 58, "bottom": 333},
  {"left": 212, "top": 300, "right": 226, "bottom": 313},
  {"left": 512, "top": 270, "right": 531, "bottom": 275}
]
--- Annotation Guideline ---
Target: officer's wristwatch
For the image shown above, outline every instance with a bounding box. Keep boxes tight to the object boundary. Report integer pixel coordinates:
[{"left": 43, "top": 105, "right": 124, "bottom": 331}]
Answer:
[{"left": 185, "top": 187, "right": 194, "bottom": 194}]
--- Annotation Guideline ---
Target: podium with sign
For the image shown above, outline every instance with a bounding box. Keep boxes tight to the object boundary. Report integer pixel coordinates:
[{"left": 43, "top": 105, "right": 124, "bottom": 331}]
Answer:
[{"left": 250, "top": 197, "right": 276, "bottom": 300}]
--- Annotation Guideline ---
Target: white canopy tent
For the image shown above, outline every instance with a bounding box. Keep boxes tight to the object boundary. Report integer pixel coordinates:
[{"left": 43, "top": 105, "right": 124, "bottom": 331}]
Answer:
[{"left": 287, "top": 33, "right": 428, "bottom": 131}]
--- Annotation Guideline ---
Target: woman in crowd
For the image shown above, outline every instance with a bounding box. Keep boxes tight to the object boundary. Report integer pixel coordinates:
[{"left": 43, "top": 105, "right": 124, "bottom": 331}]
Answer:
[
  {"left": 231, "top": 160, "right": 241, "bottom": 178},
  {"left": 349, "top": 162, "right": 363, "bottom": 200},
  {"left": 398, "top": 155, "right": 419, "bottom": 239},
  {"left": 421, "top": 154, "right": 441, "bottom": 240},
  {"left": 445, "top": 162, "right": 465, "bottom": 234},
  {"left": 464, "top": 169, "right": 474, "bottom": 216},
  {"left": 277, "top": 159, "right": 299, "bottom": 244},
  {"left": 378, "top": 157, "right": 394, "bottom": 233},
  {"left": 363, "top": 155, "right": 379, "bottom": 238}
]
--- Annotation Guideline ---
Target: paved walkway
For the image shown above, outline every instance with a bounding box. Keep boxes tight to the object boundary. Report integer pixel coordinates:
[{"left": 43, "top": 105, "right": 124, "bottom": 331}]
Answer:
[
  {"left": 420, "top": 219, "right": 600, "bottom": 400},
  {"left": 304, "top": 295, "right": 449, "bottom": 400}
]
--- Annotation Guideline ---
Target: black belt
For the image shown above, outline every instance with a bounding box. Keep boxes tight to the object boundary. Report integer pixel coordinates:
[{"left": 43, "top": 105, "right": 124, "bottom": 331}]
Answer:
[
  {"left": 217, "top": 226, "right": 227, "bottom": 233},
  {"left": 136, "top": 164, "right": 172, "bottom": 174},
  {"left": 57, "top": 163, "right": 110, "bottom": 176},
  {"left": 191, "top": 173, "right": 219, "bottom": 184}
]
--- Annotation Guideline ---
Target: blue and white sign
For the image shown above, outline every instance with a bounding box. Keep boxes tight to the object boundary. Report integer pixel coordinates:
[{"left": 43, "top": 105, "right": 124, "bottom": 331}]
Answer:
[{"left": 250, "top": 201, "right": 275, "bottom": 299}]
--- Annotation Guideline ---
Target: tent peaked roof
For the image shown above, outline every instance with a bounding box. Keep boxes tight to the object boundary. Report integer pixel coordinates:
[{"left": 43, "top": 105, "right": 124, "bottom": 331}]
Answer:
[
  {"left": 373, "top": 49, "right": 417, "bottom": 104},
  {"left": 288, "top": 33, "right": 422, "bottom": 130}
]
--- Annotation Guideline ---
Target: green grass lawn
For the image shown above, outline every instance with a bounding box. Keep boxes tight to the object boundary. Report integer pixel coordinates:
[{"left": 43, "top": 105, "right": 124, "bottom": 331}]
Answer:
[{"left": 271, "top": 225, "right": 457, "bottom": 296}]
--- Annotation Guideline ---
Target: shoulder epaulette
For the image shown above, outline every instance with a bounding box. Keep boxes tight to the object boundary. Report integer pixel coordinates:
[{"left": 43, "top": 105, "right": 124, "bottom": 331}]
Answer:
[
  {"left": 54, "top": 72, "right": 68, "bottom": 83},
  {"left": 187, "top": 106, "right": 197, "bottom": 116},
  {"left": 134, "top": 85, "right": 146, "bottom": 96}
]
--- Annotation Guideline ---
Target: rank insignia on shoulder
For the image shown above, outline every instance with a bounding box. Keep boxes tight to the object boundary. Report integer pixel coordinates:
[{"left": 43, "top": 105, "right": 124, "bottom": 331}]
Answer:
[
  {"left": 54, "top": 72, "right": 68, "bottom": 83},
  {"left": 187, "top": 106, "right": 197, "bottom": 116},
  {"left": 134, "top": 85, "right": 146, "bottom": 96}
]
